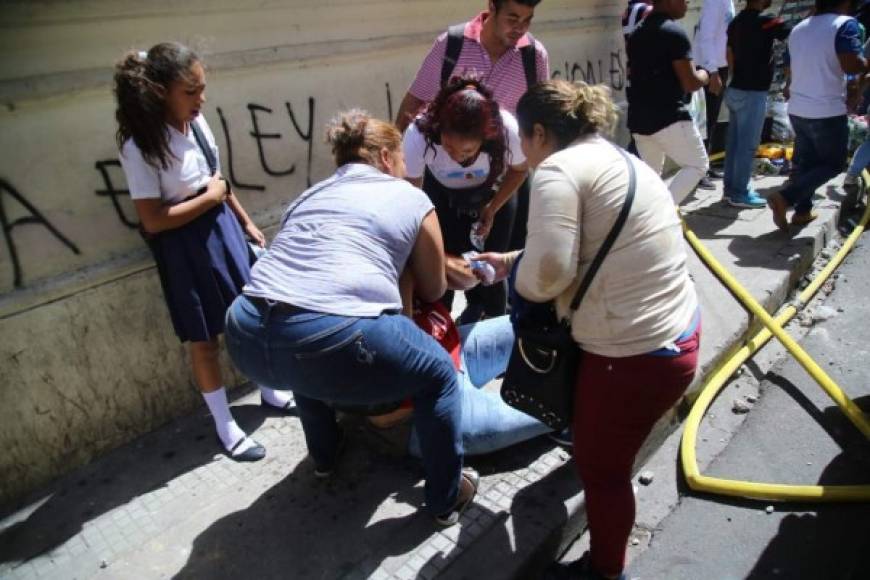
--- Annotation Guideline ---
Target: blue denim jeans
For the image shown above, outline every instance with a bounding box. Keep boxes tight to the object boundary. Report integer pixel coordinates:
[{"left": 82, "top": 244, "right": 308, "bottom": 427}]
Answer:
[
  {"left": 782, "top": 115, "right": 848, "bottom": 214},
  {"left": 847, "top": 139, "right": 870, "bottom": 177},
  {"left": 225, "top": 295, "right": 463, "bottom": 515},
  {"left": 723, "top": 88, "right": 768, "bottom": 199},
  {"left": 408, "top": 316, "right": 552, "bottom": 458}
]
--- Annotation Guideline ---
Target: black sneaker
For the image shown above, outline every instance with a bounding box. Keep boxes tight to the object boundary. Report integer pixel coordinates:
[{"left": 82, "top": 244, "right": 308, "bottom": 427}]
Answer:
[
  {"left": 696, "top": 176, "right": 716, "bottom": 190},
  {"left": 313, "top": 428, "right": 346, "bottom": 478},
  {"left": 842, "top": 181, "right": 862, "bottom": 214},
  {"left": 434, "top": 468, "right": 479, "bottom": 527}
]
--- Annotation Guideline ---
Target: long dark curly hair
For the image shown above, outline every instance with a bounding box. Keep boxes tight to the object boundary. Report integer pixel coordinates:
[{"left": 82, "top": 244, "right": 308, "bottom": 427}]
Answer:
[
  {"left": 113, "top": 42, "right": 199, "bottom": 170},
  {"left": 414, "top": 76, "right": 509, "bottom": 187}
]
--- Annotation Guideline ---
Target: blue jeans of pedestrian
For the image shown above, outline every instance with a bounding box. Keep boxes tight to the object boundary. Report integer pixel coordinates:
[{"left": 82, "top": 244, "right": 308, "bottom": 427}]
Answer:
[
  {"left": 782, "top": 115, "right": 848, "bottom": 214},
  {"left": 723, "top": 88, "right": 768, "bottom": 199},
  {"left": 408, "top": 316, "right": 552, "bottom": 458},
  {"left": 847, "top": 139, "right": 870, "bottom": 177},
  {"left": 225, "top": 295, "right": 463, "bottom": 515}
]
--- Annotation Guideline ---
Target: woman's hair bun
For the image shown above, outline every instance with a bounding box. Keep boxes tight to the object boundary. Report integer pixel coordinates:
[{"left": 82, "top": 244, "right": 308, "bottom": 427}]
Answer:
[
  {"left": 323, "top": 109, "right": 402, "bottom": 168},
  {"left": 325, "top": 108, "right": 370, "bottom": 153}
]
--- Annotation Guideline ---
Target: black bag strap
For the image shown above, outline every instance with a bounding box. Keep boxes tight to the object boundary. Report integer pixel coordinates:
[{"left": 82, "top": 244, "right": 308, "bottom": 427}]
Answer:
[
  {"left": 520, "top": 33, "right": 538, "bottom": 90},
  {"left": 567, "top": 145, "right": 637, "bottom": 314},
  {"left": 189, "top": 118, "right": 218, "bottom": 176},
  {"left": 442, "top": 24, "right": 466, "bottom": 87}
]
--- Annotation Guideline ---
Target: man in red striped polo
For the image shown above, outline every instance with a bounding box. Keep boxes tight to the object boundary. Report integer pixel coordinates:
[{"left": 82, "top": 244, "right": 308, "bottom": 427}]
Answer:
[
  {"left": 395, "top": 0, "right": 550, "bottom": 132},
  {"left": 396, "top": 1, "right": 550, "bottom": 264}
]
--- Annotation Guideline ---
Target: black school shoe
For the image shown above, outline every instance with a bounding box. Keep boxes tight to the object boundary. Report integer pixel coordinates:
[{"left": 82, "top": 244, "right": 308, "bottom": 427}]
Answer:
[
  {"left": 261, "top": 394, "right": 297, "bottom": 414},
  {"left": 434, "top": 468, "right": 480, "bottom": 527},
  {"left": 225, "top": 435, "right": 266, "bottom": 462}
]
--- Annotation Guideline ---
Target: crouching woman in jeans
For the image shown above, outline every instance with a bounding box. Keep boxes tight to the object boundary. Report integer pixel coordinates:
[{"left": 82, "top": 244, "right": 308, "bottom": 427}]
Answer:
[
  {"left": 225, "top": 110, "right": 476, "bottom": 527},
  {"left": 478, "top": 81, "right": 701, "bottom": 579}
]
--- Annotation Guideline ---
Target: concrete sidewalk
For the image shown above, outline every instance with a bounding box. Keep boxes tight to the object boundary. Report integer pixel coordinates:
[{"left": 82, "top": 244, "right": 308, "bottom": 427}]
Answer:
[{"left": 0, "top": 174, "right": 852, "bottom": 580}]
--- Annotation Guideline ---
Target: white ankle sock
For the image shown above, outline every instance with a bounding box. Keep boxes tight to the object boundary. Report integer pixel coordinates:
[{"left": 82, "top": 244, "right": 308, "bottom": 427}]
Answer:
[
  {"left": 260, "top": 386, "right": 295, "bottom": 409},
  {"left": 202, "top": 388, "right": 254, "bottom": 455}
]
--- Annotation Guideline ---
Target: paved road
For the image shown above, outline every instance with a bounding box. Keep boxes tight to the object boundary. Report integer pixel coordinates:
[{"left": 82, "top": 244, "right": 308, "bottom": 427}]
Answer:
[{"left": 628, "top": 234, "right": 870, "bottom": 579}]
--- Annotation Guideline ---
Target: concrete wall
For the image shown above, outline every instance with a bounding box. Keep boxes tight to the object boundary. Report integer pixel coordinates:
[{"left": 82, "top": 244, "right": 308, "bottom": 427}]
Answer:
[{"left": 0, "top": 0, "right": 701, "bottom": 507}]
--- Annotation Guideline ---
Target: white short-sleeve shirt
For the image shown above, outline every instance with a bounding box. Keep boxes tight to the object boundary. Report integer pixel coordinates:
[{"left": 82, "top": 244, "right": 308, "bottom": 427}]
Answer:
[
  {"left": 119, "top": 115, "right": 220, "bottom": 205},
  {"left": 403, "top": 108, "right": 526, "bottom": 190}
]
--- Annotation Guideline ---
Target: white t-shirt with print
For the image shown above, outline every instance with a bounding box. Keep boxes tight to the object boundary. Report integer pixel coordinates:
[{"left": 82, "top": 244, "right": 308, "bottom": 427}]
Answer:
[
  {"left": 120, "top": 115, "right": 220, "bottom": 206},
  {"left": 403, "top": 108, "right": 526, "bottom": 190}
]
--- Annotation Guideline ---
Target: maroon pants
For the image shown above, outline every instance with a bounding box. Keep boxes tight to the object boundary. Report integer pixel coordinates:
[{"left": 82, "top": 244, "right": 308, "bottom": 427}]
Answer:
[{"left": 572, "top": 324, "right": 701, "bottom": 577}]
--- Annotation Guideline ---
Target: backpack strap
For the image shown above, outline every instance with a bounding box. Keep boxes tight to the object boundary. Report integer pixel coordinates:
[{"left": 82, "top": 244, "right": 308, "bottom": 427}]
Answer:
[
  {"left": 520, "top": 32, "right": 538, "bottom": 90},
  {"left": 441, "top": 24, "right": 466, "bottom": 87},
  {"left": 189, "top": 118, "right": 217, "bottom": 176}
]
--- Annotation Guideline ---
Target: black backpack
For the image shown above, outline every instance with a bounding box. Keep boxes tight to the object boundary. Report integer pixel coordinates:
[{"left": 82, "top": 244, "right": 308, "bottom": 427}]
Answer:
[{"left": 440, "top": 23, "right": 539, "bottom": 89}]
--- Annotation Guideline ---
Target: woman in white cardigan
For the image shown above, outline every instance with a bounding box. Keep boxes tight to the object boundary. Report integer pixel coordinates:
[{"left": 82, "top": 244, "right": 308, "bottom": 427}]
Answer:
[{"left": 478, "top": 80, "right": 701, "bottom": 580}]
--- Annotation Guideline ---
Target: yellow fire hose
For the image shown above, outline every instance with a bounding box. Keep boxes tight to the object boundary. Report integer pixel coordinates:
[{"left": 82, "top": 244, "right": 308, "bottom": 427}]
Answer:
[{"left": 679, "top": 170, "right": 870, "bottom": 502}]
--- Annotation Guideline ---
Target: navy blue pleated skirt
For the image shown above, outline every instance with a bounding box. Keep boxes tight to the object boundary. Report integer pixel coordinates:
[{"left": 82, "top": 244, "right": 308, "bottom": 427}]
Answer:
[{"left": 147, "top": 203, "right": 251, "bottom": 343}]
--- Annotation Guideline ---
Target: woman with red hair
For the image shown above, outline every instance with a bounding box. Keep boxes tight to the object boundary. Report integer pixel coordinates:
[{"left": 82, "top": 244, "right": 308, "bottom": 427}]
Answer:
[{"left": 403, "top": 76, "right": 528, "bottom": 323}]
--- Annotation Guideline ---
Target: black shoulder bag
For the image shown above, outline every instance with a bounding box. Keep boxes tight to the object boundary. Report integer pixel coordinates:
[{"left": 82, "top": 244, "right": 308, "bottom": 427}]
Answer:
[{"left": 500, "top": 146, "right": 637, "bottom": 431}]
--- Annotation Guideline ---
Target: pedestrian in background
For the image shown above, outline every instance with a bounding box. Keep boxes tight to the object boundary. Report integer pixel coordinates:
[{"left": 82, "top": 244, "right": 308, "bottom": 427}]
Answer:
[
  {"left": 627, "top": 0, "right": 711, "bottom": 204},
  {"left": 622, "top": 0, "right": 653, "bottom": 156},
  {"left": 722, "top": 0, "right": 790, "bottom": 208},
  {"left": 114, "top": 42, "right": 293, "bottom": 462},
  {"left": 693, "top": 0, "right": 736, "bottom": 189},
  {"left": 768, "top": 0, "right": 868, "bottom": 231}
]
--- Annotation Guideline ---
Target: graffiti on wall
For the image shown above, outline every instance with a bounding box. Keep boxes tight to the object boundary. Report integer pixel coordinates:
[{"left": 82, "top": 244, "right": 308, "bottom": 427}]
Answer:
[
  {"left": 0, "top": 179, "right": 81, "bottom": 288},
  {"left": 94, "top": 160, "right": 138, "bottom": 230},
  {"left": 550, "top": 49, "right": 626, "bottom": 91},
  {"left": 1, "top": 48, "right": 627, "bottom": 290},
  {"left": 215, "top": 97, "right": 315, "bottom": 192}
]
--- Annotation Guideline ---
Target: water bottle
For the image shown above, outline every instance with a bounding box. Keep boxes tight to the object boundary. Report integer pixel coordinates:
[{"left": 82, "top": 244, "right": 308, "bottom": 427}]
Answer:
[
  {"left": 469, "top": 221, "right": 485, "bottom": 251},
  {"left": 462, "top": 251, "right": 496, "bottom": 285}
]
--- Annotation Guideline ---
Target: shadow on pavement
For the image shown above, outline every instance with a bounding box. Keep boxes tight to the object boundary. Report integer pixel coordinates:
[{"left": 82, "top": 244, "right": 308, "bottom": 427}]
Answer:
[
  {"left": 685, "top": 214, "right": 809, "bottom": 272},
  {"left": 745, "top": 402, "right": 870, "bottom": 580},
  {"left": 173, "top": 425, "right": 509, "bottom": 579},
  {"left": 764, "top": 377, "right": 870, "bottom": 456},
  {"left": 683, "top": 384, "right": 870, "bottom": 580},
  {"left": 0, "top": 400, "right": 270, "bottom": 566}
]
